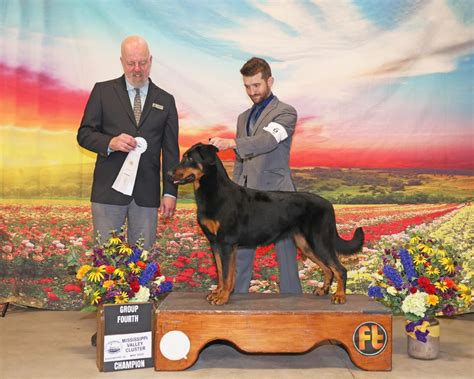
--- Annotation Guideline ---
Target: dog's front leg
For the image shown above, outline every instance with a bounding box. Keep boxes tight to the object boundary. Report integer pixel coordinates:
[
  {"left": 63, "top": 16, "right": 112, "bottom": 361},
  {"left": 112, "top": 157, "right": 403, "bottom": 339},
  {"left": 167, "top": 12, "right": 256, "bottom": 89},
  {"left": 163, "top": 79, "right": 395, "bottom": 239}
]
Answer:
[
  {"left": 207, "top": 243, "right": 224, "bottom": 303},
  {"left": 207, "top": 244, "right": 236, "bottom": 305}
]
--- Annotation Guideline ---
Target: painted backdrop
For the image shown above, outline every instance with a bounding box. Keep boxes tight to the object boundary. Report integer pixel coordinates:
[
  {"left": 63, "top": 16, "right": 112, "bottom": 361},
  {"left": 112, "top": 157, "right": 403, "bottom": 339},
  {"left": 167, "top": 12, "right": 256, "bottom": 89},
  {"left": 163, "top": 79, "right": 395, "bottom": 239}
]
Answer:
[{"left": 0, "top": 1, "right": 473, "bottom": 309}]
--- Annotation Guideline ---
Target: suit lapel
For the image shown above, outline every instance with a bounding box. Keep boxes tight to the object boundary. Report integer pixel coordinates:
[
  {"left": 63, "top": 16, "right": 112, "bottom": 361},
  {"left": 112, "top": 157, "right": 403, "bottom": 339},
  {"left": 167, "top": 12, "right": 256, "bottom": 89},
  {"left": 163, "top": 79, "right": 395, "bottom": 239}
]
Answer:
[
  {"left": 139, "top": 80, "right": 158, "bottom": 127},
  {"left": 113, "top": 76, "right": 136, "bottom": 126},
  {"left": 252, "top": 96, "right": 278, "bottom": 136}
]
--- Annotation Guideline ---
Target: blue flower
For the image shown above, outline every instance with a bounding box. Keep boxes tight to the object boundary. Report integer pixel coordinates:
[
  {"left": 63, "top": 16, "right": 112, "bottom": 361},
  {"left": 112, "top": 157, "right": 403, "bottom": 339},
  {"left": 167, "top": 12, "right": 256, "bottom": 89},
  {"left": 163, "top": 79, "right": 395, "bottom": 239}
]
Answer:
[
  {"left": 128, "top": 246, "right": 142, "bottom": 264},
  {"left": 139, "top": 262, "right": 157, "bottom": 285},
  {"left": 383, "top": 265, "right": 403, "bottom": 288},
  {"left": 399, "top": 248, "right": 417, "bottom": 281},
  {"left": 368, "top": 286, "right": 384, "bottom": 298},
  {"left": 160, "top": 281, "right": 173, "bottom": 293}
]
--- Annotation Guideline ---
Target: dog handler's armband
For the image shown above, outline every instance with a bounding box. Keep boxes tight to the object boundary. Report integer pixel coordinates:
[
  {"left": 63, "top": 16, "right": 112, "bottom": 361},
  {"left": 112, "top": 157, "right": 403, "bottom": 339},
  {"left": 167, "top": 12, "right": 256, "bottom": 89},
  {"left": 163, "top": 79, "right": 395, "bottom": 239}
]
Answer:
[{"left": 263, "top": 122, "right": 288, "bottom": 143}]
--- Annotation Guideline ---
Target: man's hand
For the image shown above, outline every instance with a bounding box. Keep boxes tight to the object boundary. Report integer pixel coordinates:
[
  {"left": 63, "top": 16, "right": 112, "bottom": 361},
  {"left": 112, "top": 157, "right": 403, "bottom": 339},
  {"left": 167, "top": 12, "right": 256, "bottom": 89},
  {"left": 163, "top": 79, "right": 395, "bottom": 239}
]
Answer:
[
  {"left": 109, "top": 133, "right": 137, "bottom": 152},
  {"left": 209, "top": 137, "right": 236, "bottom": 151},
  {"left": 160, "top": 196, "right": 177, "bottom": 218}
]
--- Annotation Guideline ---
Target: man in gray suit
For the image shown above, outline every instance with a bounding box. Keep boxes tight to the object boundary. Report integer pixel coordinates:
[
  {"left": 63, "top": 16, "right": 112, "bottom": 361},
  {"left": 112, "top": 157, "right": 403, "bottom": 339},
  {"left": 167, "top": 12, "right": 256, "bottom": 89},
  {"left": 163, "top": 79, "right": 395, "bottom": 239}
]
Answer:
[{"left": 210, "top": 57, "right": 302, "bottom": 294}]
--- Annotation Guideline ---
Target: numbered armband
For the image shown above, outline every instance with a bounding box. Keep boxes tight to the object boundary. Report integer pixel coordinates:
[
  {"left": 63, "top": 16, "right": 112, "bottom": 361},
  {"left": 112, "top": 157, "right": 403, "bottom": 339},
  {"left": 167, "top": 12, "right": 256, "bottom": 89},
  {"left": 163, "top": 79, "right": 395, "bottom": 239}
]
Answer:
[{"left": 263, "top": 122, "right": 289, "bottom": 143}]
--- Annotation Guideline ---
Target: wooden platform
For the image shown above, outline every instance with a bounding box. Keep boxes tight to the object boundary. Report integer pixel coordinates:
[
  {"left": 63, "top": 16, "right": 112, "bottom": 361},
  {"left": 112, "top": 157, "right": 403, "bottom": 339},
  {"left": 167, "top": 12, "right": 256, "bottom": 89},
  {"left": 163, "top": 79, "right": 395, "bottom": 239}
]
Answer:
[{"left": 154, "top": 292, "right": 392, "bottom": 371}]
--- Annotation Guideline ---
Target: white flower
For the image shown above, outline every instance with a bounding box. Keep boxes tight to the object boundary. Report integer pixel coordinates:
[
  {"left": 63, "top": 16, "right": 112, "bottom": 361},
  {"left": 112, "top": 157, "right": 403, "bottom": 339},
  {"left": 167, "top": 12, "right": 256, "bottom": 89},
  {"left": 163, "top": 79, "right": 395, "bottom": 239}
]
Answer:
[
  {"left": 131, "top": 286, "right": 150, "bottom": 302},
  {"left": 387, "top": 286, "right": 398, "bottom": 296},
  {"left": 401, "top": 292, "right": 429, "bottom": 317},
  {"left": 153, "top": 275, "right": 166, "bottom": 285},
  {"left": 140, "top": 250, "right": 149, "bottom": 261}
]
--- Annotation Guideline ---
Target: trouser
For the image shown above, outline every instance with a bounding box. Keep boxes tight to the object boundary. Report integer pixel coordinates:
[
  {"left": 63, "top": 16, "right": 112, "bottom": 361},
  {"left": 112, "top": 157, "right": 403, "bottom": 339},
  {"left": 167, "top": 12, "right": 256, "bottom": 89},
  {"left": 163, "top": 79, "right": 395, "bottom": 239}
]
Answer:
[
  {"left": 91, "top": 199, "right": 157, "bottom": 250},
  {"left": 233, "top": 237, "right": 302, "bottom": 294}
]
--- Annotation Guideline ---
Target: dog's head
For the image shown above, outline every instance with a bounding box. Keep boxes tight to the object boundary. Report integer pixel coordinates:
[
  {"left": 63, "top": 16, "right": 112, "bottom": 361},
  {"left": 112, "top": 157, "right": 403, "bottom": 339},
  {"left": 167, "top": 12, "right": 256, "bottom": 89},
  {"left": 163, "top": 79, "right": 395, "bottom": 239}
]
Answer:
[{"left": 169, "top": 143, "right": 219, "bottom": 185}]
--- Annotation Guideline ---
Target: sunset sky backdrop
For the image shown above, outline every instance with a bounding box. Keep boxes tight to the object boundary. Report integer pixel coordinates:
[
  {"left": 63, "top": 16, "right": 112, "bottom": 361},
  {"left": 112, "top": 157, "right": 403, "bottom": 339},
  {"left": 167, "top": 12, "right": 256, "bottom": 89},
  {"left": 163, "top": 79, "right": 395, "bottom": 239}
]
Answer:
[{"left": 1, "top": 0, "right": 473, "bottom": 172}]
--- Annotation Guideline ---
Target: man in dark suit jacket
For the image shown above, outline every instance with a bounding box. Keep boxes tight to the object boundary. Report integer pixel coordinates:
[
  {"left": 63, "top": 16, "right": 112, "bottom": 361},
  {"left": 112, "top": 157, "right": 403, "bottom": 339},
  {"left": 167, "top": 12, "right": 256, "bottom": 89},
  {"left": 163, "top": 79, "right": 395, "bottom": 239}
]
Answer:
[
  {"left": 210, "top": 57, "right": 302, "bottom": 294},
  {"left": 77, "top": 35, "right": 179, "bottom": 250}
]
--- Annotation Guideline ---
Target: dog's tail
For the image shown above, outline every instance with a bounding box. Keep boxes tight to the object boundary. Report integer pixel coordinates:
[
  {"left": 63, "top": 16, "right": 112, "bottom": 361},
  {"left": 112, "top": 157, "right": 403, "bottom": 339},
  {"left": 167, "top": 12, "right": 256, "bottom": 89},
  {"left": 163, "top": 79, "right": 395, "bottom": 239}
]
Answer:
[{"left": 335, "top": 227, "right": 364, "bottom": 255}]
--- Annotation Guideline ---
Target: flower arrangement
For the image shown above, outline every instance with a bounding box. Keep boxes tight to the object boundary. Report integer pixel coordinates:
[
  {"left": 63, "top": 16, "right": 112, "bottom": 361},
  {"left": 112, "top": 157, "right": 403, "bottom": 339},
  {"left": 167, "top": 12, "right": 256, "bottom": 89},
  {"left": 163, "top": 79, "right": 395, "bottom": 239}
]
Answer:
[
  {"left": 368, "top": 235, "right": 472, "bottom": 342},
  {"left": 76, "top": 231, "right": 173, "bottom": 311}
]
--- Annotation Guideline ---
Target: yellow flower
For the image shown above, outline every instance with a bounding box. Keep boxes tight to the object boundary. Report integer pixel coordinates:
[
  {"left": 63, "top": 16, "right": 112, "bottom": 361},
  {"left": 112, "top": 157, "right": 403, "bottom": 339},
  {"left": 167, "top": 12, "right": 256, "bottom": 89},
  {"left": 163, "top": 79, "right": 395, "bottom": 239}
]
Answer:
[
  {"left": 413, "top": 255, "right": 427, "bottom": 265},
  {"left": 87, "top": 265, "right": 106, "bottom": 282},
  {"left": 108, "top": 236, "right": 122, "bottom": 246},
  {"left": 426, "top": 265, "right": 440, "bottom": 276},
  {"left": 458, "top": 284, "right": 472, "bottom": 305},
  {"left": 440, "top": 257, "right": 455, "bottom": 274},
  {"left": 427, "top": 294, "right": 439, "bottom": 306},
  {"left": 436, "top": 248, "right": 447, "bottom": 257},
  {"left": 435, "top": 281, "right": 448, "bottom": 293},
  {"left": 119, "top": 244, "right": 132, "bottom": 255},
  {"left": 114, "top": 291, "right": 129, "bottom": 304},
  {"left": 410, "top": 236, "right": 421, "bottom": 245},
  {"left": 91, "top": 290, "right": 101, "bottom": 305},
  {"left": 102, "top": 280, "right": 115, "bottom": 289},
  {"left": 76, "top": 265, "right": 92, "bottom": 280},
  {"left": 128, "top": 262, "right": 142, "bottom": 274},
  {"left": 417, "top": 243, "right": 433, "bottom": 255},
  {"left": 113, "top": 267, "right": 126, "bottom": 280}
]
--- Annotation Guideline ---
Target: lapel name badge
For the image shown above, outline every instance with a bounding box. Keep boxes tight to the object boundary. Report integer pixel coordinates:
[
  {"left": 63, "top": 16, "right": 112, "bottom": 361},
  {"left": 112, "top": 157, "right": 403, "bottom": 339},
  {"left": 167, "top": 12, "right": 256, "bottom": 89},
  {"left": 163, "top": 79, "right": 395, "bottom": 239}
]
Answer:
[{"left": 152, "top": 103, "right": 164, "bottom": 110}]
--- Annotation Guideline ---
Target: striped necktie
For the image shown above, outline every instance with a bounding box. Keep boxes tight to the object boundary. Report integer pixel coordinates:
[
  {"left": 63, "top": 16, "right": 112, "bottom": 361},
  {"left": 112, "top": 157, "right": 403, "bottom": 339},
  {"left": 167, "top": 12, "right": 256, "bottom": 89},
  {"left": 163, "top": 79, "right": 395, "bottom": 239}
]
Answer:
[{"left": 133, "top": 88, "right": 141, "bottom": 125}]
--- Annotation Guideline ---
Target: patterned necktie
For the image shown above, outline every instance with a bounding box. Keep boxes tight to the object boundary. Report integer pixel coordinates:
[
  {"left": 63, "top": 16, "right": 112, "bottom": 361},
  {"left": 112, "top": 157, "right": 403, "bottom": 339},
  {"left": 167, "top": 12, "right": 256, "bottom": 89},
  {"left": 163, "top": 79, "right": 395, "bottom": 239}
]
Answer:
[
  {"left": 133, "top": 88, "right": 141, "bottom": 125},
  {"left": 247, "top": 106, "right": 260, "bottom": 136}
]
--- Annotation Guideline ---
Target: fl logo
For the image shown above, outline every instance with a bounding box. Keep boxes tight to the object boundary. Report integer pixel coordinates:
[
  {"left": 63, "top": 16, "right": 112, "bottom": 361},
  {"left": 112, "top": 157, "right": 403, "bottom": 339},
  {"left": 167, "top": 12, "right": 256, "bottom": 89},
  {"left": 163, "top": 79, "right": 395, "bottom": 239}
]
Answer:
[{"left": 352, "top": 322, "right": 388, "bottom": 356}]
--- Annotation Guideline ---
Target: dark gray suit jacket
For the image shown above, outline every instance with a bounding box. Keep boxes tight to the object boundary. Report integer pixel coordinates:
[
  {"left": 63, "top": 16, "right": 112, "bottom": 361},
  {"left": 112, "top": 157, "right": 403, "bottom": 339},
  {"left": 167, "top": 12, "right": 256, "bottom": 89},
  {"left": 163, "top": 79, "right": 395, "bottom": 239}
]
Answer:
[
  {"left": 233, "top": 96, "right": 297, "bottom": 191},
  {"left": 77, "top": 75, "right": 179, "bottom": 207}
]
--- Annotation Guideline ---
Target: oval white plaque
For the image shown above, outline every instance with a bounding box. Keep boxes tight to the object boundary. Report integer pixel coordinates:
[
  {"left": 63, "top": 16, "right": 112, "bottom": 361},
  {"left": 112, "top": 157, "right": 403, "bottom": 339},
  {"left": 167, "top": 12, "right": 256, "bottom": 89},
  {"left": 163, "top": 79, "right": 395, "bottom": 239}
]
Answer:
[{"left": 159, "top": 330, "right": 191, "bottom": 361}]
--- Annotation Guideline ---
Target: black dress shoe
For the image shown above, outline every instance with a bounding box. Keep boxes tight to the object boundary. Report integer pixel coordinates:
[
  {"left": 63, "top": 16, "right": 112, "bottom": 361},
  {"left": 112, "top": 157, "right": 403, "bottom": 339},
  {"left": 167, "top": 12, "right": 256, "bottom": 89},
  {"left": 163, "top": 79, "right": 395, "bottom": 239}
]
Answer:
[{"left": 91, "top": 332, "right": 97, "bottom": 347}]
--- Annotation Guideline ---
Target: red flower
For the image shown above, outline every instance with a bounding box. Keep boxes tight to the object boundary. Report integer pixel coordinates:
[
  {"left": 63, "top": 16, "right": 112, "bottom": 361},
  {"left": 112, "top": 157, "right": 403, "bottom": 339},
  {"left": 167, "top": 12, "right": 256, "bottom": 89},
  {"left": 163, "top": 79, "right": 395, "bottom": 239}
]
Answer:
[
  {"left": 130, "top": 279, "right": 140, "bottom": 293},
  {"left": 410, "top": 287, "right": 418, "bottom": 294},
  {"left": 63, "top": 284, "right": 82, "bottom": 293},
  {"left": 445, "top": 278, "right": 455, "bottom": 288},
  {"left": 47, "top": 292, "right": 60, "bottom": 301},
  {"left": 418, "top": 276, "right": 431, "bottom": 288},
  {"left": 38, "top": 278, "right": 54, "bottom": 284},
  {"left": 43, "top": 287, "right": 53, "bottom": 292},
  {"left": 137, "top": 261, "right": 146, "bottom": 269},
  {"left": 105, "top": 265, "right": 115, "bottom": 274},
  {"left": 425, "top": 284, "right": 437, "bottom": 295}
]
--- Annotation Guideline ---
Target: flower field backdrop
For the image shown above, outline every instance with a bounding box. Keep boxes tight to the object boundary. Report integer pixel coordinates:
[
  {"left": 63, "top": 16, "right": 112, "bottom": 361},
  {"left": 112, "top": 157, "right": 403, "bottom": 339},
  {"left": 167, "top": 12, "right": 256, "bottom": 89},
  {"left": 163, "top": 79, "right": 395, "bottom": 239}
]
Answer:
[{"left": 1, "top": 200, "right": 472, "bottom": 311}]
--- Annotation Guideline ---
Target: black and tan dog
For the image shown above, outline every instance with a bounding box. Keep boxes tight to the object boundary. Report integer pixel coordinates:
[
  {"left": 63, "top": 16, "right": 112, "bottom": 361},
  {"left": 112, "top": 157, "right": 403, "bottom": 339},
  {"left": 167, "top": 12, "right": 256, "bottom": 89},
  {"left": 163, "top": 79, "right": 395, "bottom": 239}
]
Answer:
[{"left": 170, "top": 143, "right": 364, "bottom": 305}]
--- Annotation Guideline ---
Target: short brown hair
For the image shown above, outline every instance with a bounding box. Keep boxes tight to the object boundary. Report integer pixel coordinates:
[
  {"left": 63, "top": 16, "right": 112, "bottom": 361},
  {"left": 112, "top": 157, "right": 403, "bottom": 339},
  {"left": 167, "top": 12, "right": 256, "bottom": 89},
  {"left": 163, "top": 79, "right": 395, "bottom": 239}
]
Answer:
[{"left": 240, "top": 57, "right": 272, "bottom": 79}]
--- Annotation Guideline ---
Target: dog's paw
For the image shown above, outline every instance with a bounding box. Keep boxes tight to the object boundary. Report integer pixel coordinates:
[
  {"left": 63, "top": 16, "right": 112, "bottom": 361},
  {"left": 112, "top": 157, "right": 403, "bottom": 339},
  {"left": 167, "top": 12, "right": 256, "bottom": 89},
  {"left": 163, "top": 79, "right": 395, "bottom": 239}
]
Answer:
[
  {"left": 208, "top": 291, "right": 229, "bottom": 305},
  {"left": 313, "top": 287, "right": 327, "bottom": 296},
  {"left": 331, "top": 294, "right": 346, "bottom": 304}
]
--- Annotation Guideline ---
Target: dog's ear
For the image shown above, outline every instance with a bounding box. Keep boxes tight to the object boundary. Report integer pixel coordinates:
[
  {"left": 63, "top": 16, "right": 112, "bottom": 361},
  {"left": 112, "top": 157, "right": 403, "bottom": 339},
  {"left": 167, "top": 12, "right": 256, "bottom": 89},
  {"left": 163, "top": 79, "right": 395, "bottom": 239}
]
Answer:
[{"left": 196, "top": 144, "right": 218, "bottom": 166}]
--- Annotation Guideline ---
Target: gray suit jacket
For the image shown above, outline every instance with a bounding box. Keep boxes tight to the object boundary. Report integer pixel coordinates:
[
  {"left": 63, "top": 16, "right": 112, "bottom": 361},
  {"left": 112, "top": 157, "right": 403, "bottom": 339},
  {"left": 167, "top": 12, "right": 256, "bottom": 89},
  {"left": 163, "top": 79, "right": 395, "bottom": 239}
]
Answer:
[{"left": 233, "top": 96, "right": 297, "bottom": 191}]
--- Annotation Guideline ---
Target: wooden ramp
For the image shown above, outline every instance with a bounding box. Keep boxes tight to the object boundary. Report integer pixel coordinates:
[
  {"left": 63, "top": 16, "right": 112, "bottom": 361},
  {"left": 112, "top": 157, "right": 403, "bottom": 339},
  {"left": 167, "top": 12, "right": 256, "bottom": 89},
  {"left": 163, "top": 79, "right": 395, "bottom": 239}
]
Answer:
[{"left": 155, "top": 292, "right": 392, "bottom": 371}]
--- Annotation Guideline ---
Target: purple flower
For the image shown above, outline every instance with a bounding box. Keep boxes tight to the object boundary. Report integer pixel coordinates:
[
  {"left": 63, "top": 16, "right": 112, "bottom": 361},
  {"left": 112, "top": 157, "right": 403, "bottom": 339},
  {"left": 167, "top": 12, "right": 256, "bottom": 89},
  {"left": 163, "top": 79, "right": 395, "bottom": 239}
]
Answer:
[
  {"left": 368, "top": 286, "right": 384, "bottom": 298},
  {"left": 399, "top": 248, "right": 417, "bottom": 281},
  {"left": 442, "top": 304, "right": 456, "bottom": 316},
  {"left": 383, "top": 265, "right": 403, "bottom": 288}
]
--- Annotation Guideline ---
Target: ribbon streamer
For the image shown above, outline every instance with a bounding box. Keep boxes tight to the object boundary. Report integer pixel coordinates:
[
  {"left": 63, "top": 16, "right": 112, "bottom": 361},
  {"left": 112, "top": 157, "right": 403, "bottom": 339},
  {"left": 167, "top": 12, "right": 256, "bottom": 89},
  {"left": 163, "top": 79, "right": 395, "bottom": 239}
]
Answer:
[{"left": 112, "top": 137, "right": 148, "bottom": 196}]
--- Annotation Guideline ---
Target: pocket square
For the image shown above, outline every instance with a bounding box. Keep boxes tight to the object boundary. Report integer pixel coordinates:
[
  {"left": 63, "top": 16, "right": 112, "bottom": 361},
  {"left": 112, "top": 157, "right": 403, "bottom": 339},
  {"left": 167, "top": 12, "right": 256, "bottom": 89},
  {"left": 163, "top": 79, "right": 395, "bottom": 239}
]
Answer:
[{"left": 152, "top": 103, "right": 164, "bottom": 110}]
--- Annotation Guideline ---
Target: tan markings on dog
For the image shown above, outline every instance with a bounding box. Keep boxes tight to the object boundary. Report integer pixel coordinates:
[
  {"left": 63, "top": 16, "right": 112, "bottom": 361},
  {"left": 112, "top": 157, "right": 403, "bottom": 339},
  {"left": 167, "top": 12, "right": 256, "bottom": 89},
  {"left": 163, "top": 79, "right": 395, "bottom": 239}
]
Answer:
[
  {"left": 207, "top": 252, "right": 224, "bottom": 303},
  {"left": 331, "top": 268, "right": 346, "bottom": 304},
  {"left": 293, "top": 233, "right": 333, "bottom": 296},
  {"left": 201, "top": 218, "right": 220, "bottom": 235},
  {"left": 209, "top": 246, "right": 236, "bottom": 305},
  {"left": 174, "top": 166, "right": 204, "bottom": 190}
]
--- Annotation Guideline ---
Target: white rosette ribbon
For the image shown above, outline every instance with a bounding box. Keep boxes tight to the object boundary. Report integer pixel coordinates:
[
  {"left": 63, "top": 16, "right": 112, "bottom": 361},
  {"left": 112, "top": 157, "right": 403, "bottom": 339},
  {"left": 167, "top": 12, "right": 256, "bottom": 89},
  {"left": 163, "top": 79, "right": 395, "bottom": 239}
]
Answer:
[{"left": 112, "top": 137, "right": 148, "bottom": 196}]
